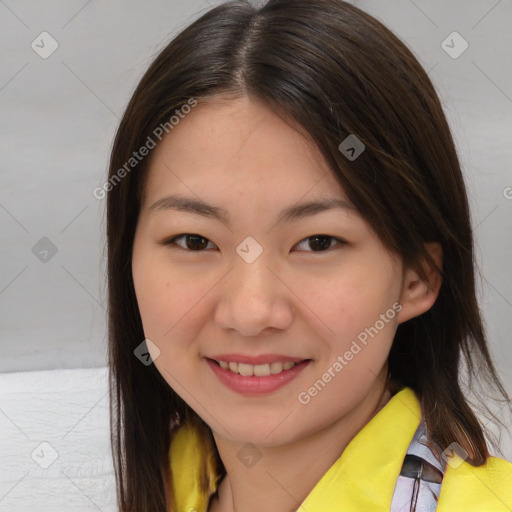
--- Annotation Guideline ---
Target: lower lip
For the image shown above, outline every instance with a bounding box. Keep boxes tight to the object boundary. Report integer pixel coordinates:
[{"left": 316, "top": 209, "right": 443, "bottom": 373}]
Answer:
[{"left": 206, "top": 359, "right": 310, "bottom": 396}]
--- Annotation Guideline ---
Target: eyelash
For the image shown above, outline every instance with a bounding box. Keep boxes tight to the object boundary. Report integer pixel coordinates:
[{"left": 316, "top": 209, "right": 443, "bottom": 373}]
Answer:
[{"left": 161, "top": 233, "right": 347, "bottom": 253}]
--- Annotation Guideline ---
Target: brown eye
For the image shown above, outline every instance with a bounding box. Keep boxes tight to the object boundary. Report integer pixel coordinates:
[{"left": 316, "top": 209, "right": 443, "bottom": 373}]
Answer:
[
  {"left": 294, "top": 235, "right": 345, "bottom": 252},
  {"left": 164, "top": 234, "right": 216, "bottom": 251}
]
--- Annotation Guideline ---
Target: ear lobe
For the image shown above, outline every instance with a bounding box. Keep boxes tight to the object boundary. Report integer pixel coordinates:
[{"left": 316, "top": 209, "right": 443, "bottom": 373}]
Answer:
[{"left": 397, "top": 242, "right": 443, "bottom": 324}]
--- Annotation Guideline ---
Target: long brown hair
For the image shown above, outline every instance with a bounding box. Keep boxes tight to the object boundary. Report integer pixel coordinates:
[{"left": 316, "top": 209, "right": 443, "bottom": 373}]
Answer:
[{"left": 106, "top": 1, "right": 510, "bottom": 510}]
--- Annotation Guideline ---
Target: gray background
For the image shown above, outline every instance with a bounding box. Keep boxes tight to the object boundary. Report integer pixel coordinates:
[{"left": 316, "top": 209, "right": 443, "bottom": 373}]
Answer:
[{"left": 1, "top": 0, "right": 511, "bottom": 420}]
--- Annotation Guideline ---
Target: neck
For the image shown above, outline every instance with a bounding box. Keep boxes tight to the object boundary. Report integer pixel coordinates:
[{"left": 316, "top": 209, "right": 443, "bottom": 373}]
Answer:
[{"left": 209, "top": 376, "right": 392, "bottom": 512}]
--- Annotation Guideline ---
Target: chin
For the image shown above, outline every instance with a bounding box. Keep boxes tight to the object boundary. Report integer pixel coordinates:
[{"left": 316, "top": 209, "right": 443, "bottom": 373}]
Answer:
[{"left": 214, "top": 416, "right": 306, "bottom": 448}]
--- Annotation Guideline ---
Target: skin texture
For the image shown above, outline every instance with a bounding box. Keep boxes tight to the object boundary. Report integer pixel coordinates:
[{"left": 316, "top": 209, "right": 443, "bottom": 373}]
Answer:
[{"left": 131, "top": 96, "right": 442, "bottom": 512}]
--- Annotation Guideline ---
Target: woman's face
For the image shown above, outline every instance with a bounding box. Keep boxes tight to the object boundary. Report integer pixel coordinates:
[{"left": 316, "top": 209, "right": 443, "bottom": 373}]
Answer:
[{"left": 132, "top": 96, "right": 407, "bottom": 446}]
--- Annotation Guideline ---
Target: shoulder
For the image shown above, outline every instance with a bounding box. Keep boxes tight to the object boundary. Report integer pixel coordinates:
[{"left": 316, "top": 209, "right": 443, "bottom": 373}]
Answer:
[{"left": 437, "top": 455, "right": 512, "bottom": 511}]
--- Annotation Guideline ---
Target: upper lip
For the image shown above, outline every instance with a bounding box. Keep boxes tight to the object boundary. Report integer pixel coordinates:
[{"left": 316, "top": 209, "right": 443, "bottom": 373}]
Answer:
[{"left": 207, "top": 354, "right": 308, "bottom": 365}]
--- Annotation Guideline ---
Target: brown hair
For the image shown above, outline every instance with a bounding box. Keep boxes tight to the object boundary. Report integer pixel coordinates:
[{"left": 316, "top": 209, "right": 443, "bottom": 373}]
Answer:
[{"left": 106, "top": 1, "right": 510, "bottom": 510}]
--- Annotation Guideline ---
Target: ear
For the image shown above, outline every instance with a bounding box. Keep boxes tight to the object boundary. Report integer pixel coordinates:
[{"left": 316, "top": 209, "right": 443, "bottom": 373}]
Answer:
[{"left": 397, "top": 242, "right": 443, "bottom": 324}]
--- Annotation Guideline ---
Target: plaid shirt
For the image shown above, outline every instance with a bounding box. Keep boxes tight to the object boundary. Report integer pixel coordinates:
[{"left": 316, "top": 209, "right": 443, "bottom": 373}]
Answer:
[{"left": 390, "top": 421, "right": 445, "bottom": 512}]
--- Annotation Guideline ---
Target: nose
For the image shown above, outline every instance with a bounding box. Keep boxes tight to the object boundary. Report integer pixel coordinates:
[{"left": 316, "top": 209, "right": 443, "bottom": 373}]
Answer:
[{"left": 214, "top": 251, "right": 294, "bottom": 337}]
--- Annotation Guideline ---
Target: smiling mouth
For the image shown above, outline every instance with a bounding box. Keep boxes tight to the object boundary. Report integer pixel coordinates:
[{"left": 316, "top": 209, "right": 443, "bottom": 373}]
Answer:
[{"left": 209, "top": 359, "right": 309, "bottom": 377}]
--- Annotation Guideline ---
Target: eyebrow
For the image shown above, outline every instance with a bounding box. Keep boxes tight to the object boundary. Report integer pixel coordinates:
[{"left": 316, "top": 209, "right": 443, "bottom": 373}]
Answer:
[{"left": 148, "top": 194, "right": 357, "bottom": 228}]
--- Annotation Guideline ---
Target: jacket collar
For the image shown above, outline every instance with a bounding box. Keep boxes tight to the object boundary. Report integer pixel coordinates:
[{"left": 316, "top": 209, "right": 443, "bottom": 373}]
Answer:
[
  {"left": 298, "top": 386, "right": 420, "bottom": 510},
  {"left": 167, "top": 386, "right": 512, "bottom": 512}
]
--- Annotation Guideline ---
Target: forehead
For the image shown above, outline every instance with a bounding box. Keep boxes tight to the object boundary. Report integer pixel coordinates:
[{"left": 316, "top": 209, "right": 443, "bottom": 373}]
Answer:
[{"left": 142, "top": 96, "right": 347, "bottom": 206}]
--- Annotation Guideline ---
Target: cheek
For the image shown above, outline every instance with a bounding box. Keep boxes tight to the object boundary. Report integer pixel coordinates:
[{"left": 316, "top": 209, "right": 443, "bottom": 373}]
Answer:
[
  {"left": 302, "top": 260, "right": 399, "bottom": 377},
  {"left": 133, "top": 254, "right": 202, "bottom": 338},
  {"left": 132, "top": 259, "right": 205, "bottom": 383},
  {"left": 133, "top": 261, "right": 171, "bottom": 337},
  {"left": 305, "top": 265, "right": 397, "bottom": 337}
]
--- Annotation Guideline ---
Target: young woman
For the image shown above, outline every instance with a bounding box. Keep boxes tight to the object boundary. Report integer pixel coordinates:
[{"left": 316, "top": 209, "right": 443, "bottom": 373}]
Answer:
[{"left": 106, "top": 1, "right": 512, "bottom": 511}]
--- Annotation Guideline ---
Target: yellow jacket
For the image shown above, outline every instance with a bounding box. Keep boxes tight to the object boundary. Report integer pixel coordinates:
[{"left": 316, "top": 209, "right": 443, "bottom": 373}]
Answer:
[{"left": 166, "top": 387, "right": 512, "bottom": 512}]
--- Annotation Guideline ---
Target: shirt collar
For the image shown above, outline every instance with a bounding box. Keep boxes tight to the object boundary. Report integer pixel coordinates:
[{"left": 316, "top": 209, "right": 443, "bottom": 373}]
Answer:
[
  {"left": 167, "top": 386, "right": 512, "bottom": 512},
  {"left": 298, "top": 386, "right": 420, "bottom": 511},
  {"left": 168, "top": 386, "right": 420, "bottom": 512}
]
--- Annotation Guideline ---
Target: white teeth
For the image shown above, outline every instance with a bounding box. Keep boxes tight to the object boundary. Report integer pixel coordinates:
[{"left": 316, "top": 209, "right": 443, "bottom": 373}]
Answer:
[
  {"left": 254, "top": 363, "right": 270, "bottom": 377},
  {"left": 217, "top": 360, "right": 297, "bottom": 376},
  {"left": 237, "top": 363, "right": 254, "bottom": 376},
  {"left": 270, "top": 362, "right": 284, "bottom": 374}
]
